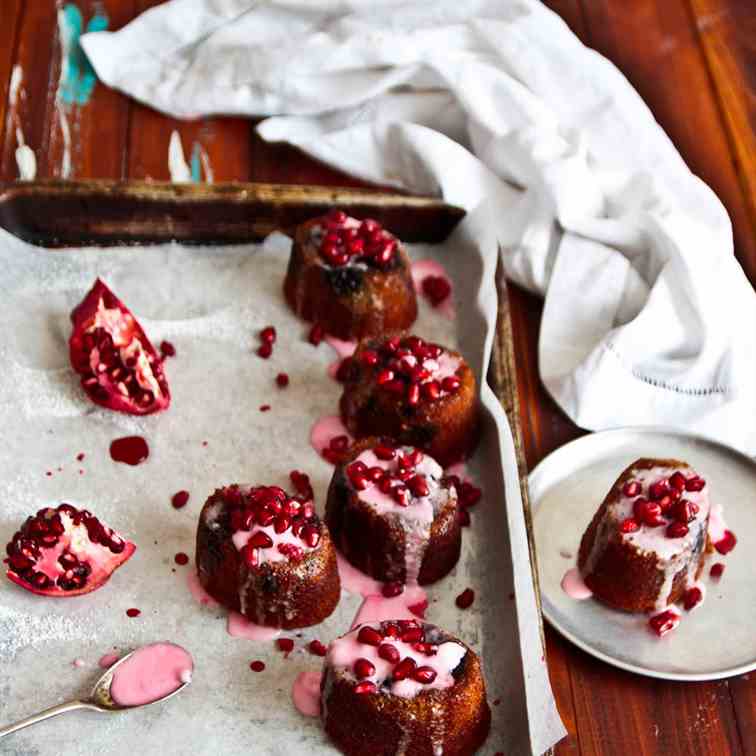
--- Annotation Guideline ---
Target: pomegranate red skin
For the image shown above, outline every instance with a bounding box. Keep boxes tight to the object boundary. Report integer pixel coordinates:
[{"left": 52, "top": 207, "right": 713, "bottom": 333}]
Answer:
[
  {"left": 5, "top": 505, "right": 136, "bottom": 598},
  {"left": 69, "top": 278, "right": 170, "bottom": 415}
]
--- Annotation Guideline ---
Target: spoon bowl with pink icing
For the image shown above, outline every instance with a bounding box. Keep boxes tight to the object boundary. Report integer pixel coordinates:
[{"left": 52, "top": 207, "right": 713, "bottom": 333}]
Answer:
[{"left": 0, "top": 642, "right": 193, "bottom": 741}]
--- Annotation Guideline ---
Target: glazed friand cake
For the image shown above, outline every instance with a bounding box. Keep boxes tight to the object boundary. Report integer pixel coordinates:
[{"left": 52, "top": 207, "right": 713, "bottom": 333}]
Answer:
[
  {"left": 577, "top": 458, "right": 711, "bottom": 614},
  {"left": 284, "top": 210, "right": 417, "bottom": 341},
  {"left": 326, "top": 440, "right": 461, "bottom": 589},
  {"left": 339, "top": 335, "right": 478, "bottom": 467},
  {"left": 321, "top": 620, "right": 490, "bottom": 756},
  {"left": 196, "top": 484, "right": 340, "bottom": 629}
]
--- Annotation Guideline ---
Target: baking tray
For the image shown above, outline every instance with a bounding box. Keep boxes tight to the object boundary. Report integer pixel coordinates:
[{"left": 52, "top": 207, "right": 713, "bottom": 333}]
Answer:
[{"left": 0, "top": 179, "right": 551, "bottom": 754}]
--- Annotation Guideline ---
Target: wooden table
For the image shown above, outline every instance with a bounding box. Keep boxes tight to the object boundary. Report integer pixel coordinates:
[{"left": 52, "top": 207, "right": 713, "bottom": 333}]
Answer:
[{"left": 1, "top": 2, "right": 754, "bottom": 753}]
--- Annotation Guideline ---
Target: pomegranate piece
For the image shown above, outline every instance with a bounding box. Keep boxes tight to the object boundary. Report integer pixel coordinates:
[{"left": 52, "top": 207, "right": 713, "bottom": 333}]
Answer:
[
  {"left": 455, "top": 588, "right": 475, "bottom": 609},
  {"left": 683, "top": 587, "right": 703, "bottom": 611},
  {"left": 69, "top": 279, "right": 170, "bottom": 415},
  {"left": 714, "top": 530, "right": 737, "bottom": 555},
  {"left": 709, "top": 563, "right": 725, "bottom": 578},
  {"left": 5, "top": 504, "right": 135, "bottom": 598},
  {"left": 649, "top": 610, "right": 680, "bottom": 637}
]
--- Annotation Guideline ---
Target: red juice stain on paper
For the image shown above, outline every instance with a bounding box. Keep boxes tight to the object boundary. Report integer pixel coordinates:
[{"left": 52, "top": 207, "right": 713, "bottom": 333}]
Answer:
[{"left": 110, "top": 436, "right": 149, "bottom": 466}]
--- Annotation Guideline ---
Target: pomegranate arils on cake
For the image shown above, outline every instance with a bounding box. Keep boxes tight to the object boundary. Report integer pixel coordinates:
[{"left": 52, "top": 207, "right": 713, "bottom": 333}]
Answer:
[
  {"left": 69, "top": 279, "right": 170, "bottom": 415},
  {"left": 4, "top": 504, "right": 135, "bottom": 597},
  {"left": 668, "top": 471, "right": 686, "bottom": 491},
  {"left": 315, "top": 211, "right": 398, "bottom": 270},
  {"left": 421, "top": 275, "right": 451, "bottom": 307},
  {"left": 649, "top": 610, "right": 680, "bottom": 637},
  {"left": 619, "top": 518, "right": 640, "bottom": 534},
  {"left": 354, "top": 681, "right": 377, "bottom": 695},
  {"left": 289, "top": 470, "right": 314, "bottom": 499},
  {"left": 714, "top": 530, "right": 737, "bottom": 554},
  {"left": 354, "top": 658, "right": 376, "bottom": 679},
  {"left": 666, "top": 522, "right": 689, "bottom": 539},
  {"left": 622, "top": 480, "right": 641, "bottom": 497},
  {"left": 392, "top": 657, "right": 417, "bottom": 681},
  {"left": 382, "top": 581, "right": 404, "bottom": 598},
  {"left": 685, "top": 476, "right": 706, "bottom": 492},
  {"left": 683, "top": 587, "right": 703, "bottom": 611},
  {"left": 357, "top": 626, "right": 383, "bottom": 646},
  {"left": 413, "top": 666, "right": 438, "bottom": 684},
  {"left": 648, "top": 479, "right": 670, "bottom": 501}
]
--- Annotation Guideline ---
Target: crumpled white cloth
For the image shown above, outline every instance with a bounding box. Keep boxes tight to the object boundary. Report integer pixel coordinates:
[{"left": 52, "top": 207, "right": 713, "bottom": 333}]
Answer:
[{"left": 82, "top": 0, "right": 756, "bottom": 456}]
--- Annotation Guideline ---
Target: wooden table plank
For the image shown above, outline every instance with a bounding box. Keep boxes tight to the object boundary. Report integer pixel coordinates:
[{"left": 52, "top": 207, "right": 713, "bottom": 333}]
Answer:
[
  {"left": 0, "top": 0, "right": 23, "bottom": 169},
  {"left": 687, "top": 0, "right": 756, "bottom": 300}
]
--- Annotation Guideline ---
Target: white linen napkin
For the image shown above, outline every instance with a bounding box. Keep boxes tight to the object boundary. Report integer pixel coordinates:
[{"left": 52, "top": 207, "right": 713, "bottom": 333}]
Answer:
[{"left": 81, "top": 0, "right": 756, "bottom": 457}]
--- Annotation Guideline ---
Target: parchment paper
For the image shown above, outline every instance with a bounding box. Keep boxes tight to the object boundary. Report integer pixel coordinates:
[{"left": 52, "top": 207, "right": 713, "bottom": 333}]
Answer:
[{"left": 0, "top": 206, "right": 565, "bottom": 755}]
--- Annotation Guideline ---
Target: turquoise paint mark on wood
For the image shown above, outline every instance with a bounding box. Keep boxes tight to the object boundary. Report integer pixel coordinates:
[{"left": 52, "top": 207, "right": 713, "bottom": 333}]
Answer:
[{"left": 58, "top": 4, "right": 109, "bottom": 106}]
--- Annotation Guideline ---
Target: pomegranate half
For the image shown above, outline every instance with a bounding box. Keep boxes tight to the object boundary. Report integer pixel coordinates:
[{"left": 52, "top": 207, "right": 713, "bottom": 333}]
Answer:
[
  {"left": 69, "top": 278, "right": 170, "bottom": 415},
  {"left": 5, "top": 504, "right": 136, "bottom": 597}
]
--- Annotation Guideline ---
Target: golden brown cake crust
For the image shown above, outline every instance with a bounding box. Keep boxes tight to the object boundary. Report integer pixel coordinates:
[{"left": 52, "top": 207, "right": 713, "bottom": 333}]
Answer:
[
  {"left": 283, "top": 217, "right": 418, "bottom": 341},
  {"left": 321, "top": 624, "right": 491, "bottom": 756},
  {"left": 340, "top": 336, "right": 479, "bottom": 467},
  {"left": 325, "top": 439, "right": 461, "bottom": 585},
  {"left": 195, "top": 487, "right": 340, "bottom": 629},
  {"left": 577, "top": 458, "right": 710, "bottom": 613}
]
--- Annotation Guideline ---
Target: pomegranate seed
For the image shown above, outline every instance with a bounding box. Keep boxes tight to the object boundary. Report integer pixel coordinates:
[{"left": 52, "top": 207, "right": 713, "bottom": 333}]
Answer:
[
  {"left": 406, "top": 383, "right": 420, "bottom": 405},
  {"left": 685, "top": 476, "right": 706, "bottom": 492},
  {"left": 649, "top": 610, "right": 680, "bottom": 637},
  {"left": 422, "top": 380, "right": 441, "bottom": 400},
  {"left": 671, "top": 499, "right": 694, "bottom": 523},
  {"left": 378, "top": 643, "right": 400, "bottom": 663},
  {"left": 289, "top": 470, "right": 313, "bottom": 498},
  {"left": 376, "top": 369, "right": 395, "bottom": 385},
  {"left": 715, "top": 530, "right": 737, "bottom": 554},
  {"left": 357, "top": 626, "right": 383, "bottom": 646},
  {"left": 277, "top": 543, "right": 304, "bottom": 561},
  {"left": 256, "top": 509, "right": 276, "bottom": 528},
  {"left": 171, "top": 490, "right": 190, "bottom": 509},
  {"left": 666, "top": 522, "right": 689, "bottom": 539},
  {"left": 622, "top": 481, "right": 641, "bottom": 497},
  {"left": 400, "top": 627, "right": 424, "bottom": 643},
  {"left": 354, "top": 658, "right": 376, "bottom": 678},
  {"left": 633, "top": 498, "right": 661, "bottom": 525},
  {"left": 455, "top": 588, "right": 475, "bottom": 609},
  {"left": 248, "top": 531, "right": 274, "bottom": 549},
  {"left": 710, "top": 563, "right": 725, "bottom": 578},
  {"left": 360, "top": 349, "right": 379, "bottom": 366},
  {"left": 257, "top": 343, "right": 272, "bottom": 359},
  {"left": 392, "top": 657, "right": 417, "bottom": 681},
  {"left": 657, "top": 495, "right": 674, "bottom": 514},
  {"left": 330, "top": 435, "right": 350, "bottom": 451},
  {"left": 366, "top": 466, "right": 384, "bottom": 482},
  {"left": 300, "top": 525, "right": 321, "bottom": 548},
  {"left": 259, "top": 404, "right": 271, "bottom": 412},
  {"left": 441, "top": 375, "right": 461, "bottom": 393},
  {"left": 408, "top": 474, "right": 429, "bottom": 498},
  {"left": 683, "top": 587, "right": 703, "bottom": 611},
  {"left": 274, "top": 516, "right": 290, "bottom": 534},
  {"left": 276, "top": 373, "right": 289, "bottom": 388},
  {"left": 378, "top": 475, "right": 394, "bottom": 494},
  {"left": 126, "top": 608, "right": 141, "bottom": 618},
  {"left": 668, "top": 471, "right": 686, "bottom": 491},
  {"left": 308, "top": 640, "right": 327, "bottom": 657},
  {"left": 392, "top": 485, "right": 410, "bottom": 507},
  {"left": 276, "top": 638, "right": 294, "bottom": 655},
  {"left": 619, "top": 518, "right": 640, "bottom": 533},
  {"left": 649, "top": 480, "right": 670, "bottom": 500},
  {"left": 413, "top": 666, "right": 437, "bottom": 684},
  {"left": 382, "top": 581, "right": 404, "bottom": 598},
  {"left": 460, "top": 483, "right": 482, "bottom": 507},
  {"left": 328, "top": 209, "right": 347, "bottom": 224},
  {"left": 354, "top": 681, "right": 377, "bottom": 695},
  {"left": 421, "top": 275, "right": 452, "bottom": 306},
  {"left": 260, "top": 326, "right": 276, "bottom": 344},
  {"left": 308, "top": 324, "right": 325, "bottom": 346},
  {"left": 174, "top": 552, "right": 189, "bottom": 566},
  {"left": 250, "top": 660, "right": 265, "bottom": 672},
  {"left": 374, "top": 444, "right": 396, "bottom": 460},
  {"left": 241, "top": 543, "right": 257, "bottom": 568},
  {"left": 159, "top": 340, "right": 176, "bottom": 358}
]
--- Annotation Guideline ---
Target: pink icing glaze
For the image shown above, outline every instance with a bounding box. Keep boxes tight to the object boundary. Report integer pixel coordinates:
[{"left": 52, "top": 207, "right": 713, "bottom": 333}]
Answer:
[
  {"left": 708, "top": 500, "right": 727, "bottom": 543},
  {"left": 231, "top": 513, "right": 316, "bottom": 565},
  {"left": 325, "top": 336, "right": 357, "bottom": 380},
  {"left": 410, "top": 260, "right": 455, "bottom": 319},
  {"left": 227, "top": 611, "right": 281, "bottom": 641},
  {"left": 186, "top": 570, "right": 220, "bottom": 608},
  {"left": 292, "top": 671, "right": 323, "bottom": 717},
  {"left": 329, "top": 623, "right": 465, "bottom": 699},
  {"left": 99, "top": 653, "right": 120, "bottom": 668},
  {"left": 310, "top": 415, "right": 353, "bottom": 457},
  {"left": 336, "top": 550, "right": 383, "bottom": 597},
  {"left": 560, "top": 567, "right": 593, "bottom": 600},
  {"left": 109, "top": 643, "right": 193, "bottom": 707},
  {"left": 350, "top": 586, "right": 428, "bottom": 628}
]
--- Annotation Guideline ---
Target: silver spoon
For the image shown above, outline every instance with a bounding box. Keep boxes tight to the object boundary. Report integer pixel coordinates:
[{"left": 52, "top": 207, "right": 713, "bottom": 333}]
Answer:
[{"left": 0, "top": 647, "right": 191, "bottom": 740}]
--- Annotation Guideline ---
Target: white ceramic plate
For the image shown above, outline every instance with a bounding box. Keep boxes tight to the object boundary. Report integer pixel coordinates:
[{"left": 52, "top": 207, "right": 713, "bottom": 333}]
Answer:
[{"left": 530, "top": 427, "right": 756, "bottom": 681}]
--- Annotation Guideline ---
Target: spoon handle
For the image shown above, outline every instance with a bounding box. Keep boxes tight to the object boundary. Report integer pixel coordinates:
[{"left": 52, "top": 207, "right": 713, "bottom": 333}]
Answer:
[{"left": 0, "top": 700, "right": 101, "bottom": 739}]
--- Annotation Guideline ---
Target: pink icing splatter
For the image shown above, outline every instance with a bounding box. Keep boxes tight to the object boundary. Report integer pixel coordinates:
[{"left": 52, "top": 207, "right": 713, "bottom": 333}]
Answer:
[
  {"left": 325, "top": 336, "right": 357, "bottom": 380},
  {"left": 227, "top": 611, "right": 281, "bottom": 641},
  {"left": 186, "top": 571, "right": 220, "bottom": 608},
  {"left": 310, "top": 415, "right": 353, "bottom": 457},
  {"left": 411, "top": 260, "right": 455, "bottom": 319},
  {"left": 336, "top": 550, "right": 383, "bottom": 597},
  {"left": 560, "top": 567, "right": 593, "bottom": 600},
  {"left": 292, "top": 671, "right": 323, "bottom": 717}
]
